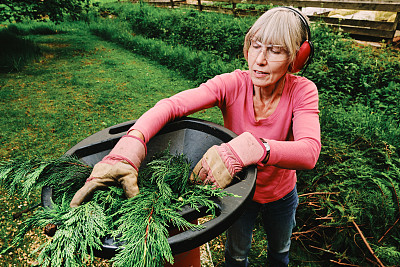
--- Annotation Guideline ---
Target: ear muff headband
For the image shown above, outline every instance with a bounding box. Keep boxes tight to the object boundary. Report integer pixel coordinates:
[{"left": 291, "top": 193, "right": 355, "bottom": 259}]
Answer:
[{"left": 281, "top": 6, "right": 314, "bottom": 73}]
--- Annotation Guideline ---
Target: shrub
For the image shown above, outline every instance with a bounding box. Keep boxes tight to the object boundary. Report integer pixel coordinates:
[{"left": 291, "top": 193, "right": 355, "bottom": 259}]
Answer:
[
  {"left": 306, "top": 22, "right": 400, "bottom": 105},
  {"left": 101, "top": 3, "right": 254, "bottom": 62},
  {"left": 89, "top": 19, "right": 245, "bottom": 83},
  {"left": 320, "top": 101, "right": 400, "bottom": 149},
  {"left": 6, "top": 21, "right": 61, "bottom": 35},
  {"left": 0, "top": 0, "right": 91, "bottom": 23}
]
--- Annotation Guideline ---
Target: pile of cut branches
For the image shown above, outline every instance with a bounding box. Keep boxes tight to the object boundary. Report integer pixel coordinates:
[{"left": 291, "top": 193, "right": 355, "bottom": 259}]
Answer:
[
  {"left": 0, "top": 150, "right": 233, "bottom": 267},
  {"left": 294, "top": 138, "right": 400, "bottom": 266}
]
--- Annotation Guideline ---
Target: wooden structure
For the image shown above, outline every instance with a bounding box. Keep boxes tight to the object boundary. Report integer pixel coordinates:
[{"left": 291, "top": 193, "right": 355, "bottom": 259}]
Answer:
[
  {"left": 166, "top": 0, "right": 400, "bottom": 40},
  {"left": 257, "top": 0, "right": 400, "bottom": 40}
]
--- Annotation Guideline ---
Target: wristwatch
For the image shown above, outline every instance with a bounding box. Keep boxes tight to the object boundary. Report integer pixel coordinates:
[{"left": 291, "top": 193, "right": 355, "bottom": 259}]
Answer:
[{"left": 260, "top": 138, "right": 270, "bottom": 164}]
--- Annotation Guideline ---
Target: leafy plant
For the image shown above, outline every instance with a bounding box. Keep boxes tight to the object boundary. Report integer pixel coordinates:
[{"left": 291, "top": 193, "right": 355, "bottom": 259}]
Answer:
[
  {"left": 5, "top": 21, "right": 62, "bottom": 35},
  {"left": 0, "top": 151, "right": 235, "bottom": 266},
  {"left": 99, "top": 3, "right": 253, "bottom": 62},
  {"left": 306, "top": 21, "right": 400, "bottom": 106},
  {"left": 0, "top": 0, "right": 91, "bottom": 23}
]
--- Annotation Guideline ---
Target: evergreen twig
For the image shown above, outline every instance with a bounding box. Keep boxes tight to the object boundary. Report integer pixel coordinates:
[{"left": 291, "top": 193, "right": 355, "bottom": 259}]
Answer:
[{"left": 1, "top": 150, "right": 237, "bottom": 266}]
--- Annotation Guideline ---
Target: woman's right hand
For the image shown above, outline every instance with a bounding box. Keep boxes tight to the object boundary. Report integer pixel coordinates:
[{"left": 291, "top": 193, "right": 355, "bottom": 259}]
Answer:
[
  {"left": 69, "top": 134, "right": 146, "bottom": 207},
  {"left": 190, "top": 132, "right": 266, "bottom": 188}
]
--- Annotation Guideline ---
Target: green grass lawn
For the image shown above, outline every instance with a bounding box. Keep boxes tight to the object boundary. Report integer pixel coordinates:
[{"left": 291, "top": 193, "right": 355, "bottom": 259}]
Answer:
[
  {"left": 0, "top": 22, "right": 222, "bottom": 266},
  {"left": 0, "top": 26, "right": 223, "bottom": 160}
]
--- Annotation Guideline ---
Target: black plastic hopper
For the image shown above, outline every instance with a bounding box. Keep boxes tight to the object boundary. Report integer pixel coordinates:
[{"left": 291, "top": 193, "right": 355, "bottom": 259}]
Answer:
[{"left": 42, "top": 117, "right": 257, "bottom": 258}]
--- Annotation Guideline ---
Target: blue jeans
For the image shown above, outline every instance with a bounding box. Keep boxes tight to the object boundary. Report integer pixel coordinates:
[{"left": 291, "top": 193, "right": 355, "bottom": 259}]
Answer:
[{"left": 224, "top": 187, "right": 298, "bottom": 267}]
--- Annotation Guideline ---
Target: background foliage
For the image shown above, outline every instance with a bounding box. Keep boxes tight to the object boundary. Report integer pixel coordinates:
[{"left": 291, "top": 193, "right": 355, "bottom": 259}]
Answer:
[
  {"left": 0, "top": 1, "right": 400, "bottom": 266},
  {"left": 0, "top": 0, "right": 92, "bottom": 23}
]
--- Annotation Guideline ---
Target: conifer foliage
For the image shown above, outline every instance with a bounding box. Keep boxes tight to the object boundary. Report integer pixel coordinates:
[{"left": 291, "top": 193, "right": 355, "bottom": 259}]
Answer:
[{"left": 0, "top": 150, "right": 233, "bottom": 266}]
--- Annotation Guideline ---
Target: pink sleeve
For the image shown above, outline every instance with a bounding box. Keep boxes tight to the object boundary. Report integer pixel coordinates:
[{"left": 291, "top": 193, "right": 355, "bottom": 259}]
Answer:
[
  {"left": 129, "top": 89, "right": 214, "bottom": 141},
  {"left": 129, "top": 72, "right": 241, "bottom": 142},
  {"left": 266, "top": 81, "right": 321, "bottom": 170}
]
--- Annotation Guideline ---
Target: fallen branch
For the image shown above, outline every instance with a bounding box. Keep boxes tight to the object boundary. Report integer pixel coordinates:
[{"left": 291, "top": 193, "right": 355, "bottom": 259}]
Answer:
[
  {"left": 378, "top": 216, "right": 400, "bottom": 243},
  {"left": 307, "top": 202, "right": 322, "bottom": 208},
  {"left": 351, "top": 220, "right": 385, "bottom": 267},
  {"left": 330, "top": 259, "right": 361, "bottom": 266},
  {"left": 315, "top": 217, "right": 334, "bottom": 220},
  {"left": 378, "top": 180, "right": 400, "bottom": 243},
  {"left": 292, "top": 224, "right": 328, "bottom": 241},
  {"left": 309, "top": 245, "right": 338, "bottom": 255},
  {"left": 292, "top": 229, "right": 317, "bottom": 236},
  {"left": 298, "top": 192, "right": 340, "bottom": 198}
]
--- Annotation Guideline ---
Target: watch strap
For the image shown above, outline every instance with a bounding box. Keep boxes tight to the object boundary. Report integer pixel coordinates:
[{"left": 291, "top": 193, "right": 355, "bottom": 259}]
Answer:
[{"left": 260, "top": 138, "right": 270, "bottom": 164}]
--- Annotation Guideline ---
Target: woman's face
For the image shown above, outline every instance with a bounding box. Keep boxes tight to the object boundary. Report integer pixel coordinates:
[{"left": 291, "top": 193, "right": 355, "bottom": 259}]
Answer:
[{"left": 247, "top": 40, "right": 290, "bottom": 91}]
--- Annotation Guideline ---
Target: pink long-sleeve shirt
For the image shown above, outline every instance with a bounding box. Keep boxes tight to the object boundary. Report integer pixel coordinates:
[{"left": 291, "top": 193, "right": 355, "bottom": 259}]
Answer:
[{"left": 131, "top": 69, "right": 321, "bottom": 203}]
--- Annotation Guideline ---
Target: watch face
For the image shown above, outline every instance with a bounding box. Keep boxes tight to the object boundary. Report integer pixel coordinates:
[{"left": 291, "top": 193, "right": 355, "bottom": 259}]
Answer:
[{"left": 263, "top": 142, "right": 270, "bottom": 152}]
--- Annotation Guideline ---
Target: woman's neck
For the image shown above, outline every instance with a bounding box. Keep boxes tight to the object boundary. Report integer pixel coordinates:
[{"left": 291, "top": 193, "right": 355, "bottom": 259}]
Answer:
[
  {"left": 253, "top": 76, "right": 286, "bottom": 121},
  {"left": 253, "top": 75, "right": 286, "bottom": 102}
]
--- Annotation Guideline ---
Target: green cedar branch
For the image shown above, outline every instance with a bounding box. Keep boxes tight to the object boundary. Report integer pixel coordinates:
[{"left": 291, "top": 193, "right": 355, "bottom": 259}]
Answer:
[{"left": 1, "top": 149, "right": 238, "bottom": 266}]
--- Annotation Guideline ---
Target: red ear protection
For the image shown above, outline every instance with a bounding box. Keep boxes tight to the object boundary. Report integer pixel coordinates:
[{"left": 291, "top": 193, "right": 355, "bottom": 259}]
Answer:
[
  {"left": 289, "top": 40, "right": 312, "bottom": 73},
  {"left": 281, "top": 6, "right": 314, "bottom": 73}
]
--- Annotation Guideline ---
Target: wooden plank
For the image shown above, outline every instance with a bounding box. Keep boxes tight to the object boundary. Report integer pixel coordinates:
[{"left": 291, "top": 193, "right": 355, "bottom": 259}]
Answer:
[
  {"left": 309, "top": 16, "right": 397, "bottom": 31},
  {"left": 147, "top": 0, "right": 185, "bottom": 5},
  {"left": 328, "top": 24, "right": 396, "bottom": 38},
  {"left": 215, "top": 0, "right": 400, "bottom": 12},
  {"left": 198, "top": 0, "right": 203, "bottom": 11},
  {"left": 393, "top": 12, "right": 400, "bottom": 30}
]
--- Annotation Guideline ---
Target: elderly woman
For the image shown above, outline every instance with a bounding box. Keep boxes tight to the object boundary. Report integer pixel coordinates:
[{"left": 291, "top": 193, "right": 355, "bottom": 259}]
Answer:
[{"left": 71, "top": 7, "right": 321, "bottom": 266}]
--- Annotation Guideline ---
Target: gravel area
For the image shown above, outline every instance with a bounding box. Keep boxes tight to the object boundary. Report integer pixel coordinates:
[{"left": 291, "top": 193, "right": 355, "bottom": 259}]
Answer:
[{"left": 200, "top": 242, "right": 215, "bottom": 267}]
